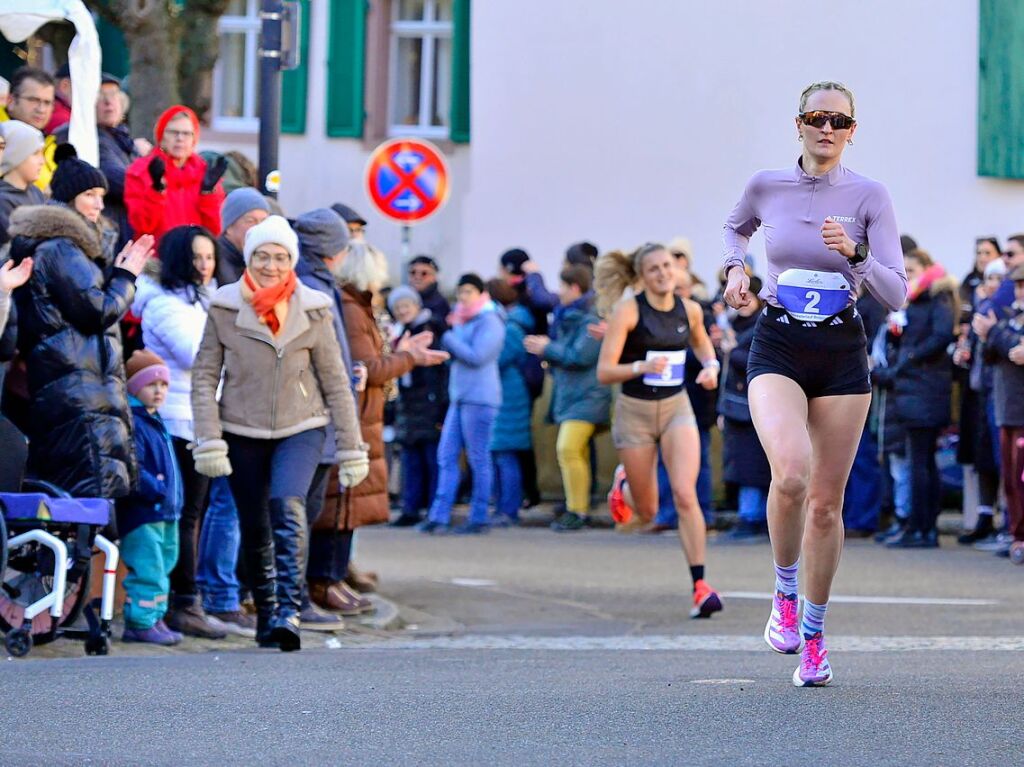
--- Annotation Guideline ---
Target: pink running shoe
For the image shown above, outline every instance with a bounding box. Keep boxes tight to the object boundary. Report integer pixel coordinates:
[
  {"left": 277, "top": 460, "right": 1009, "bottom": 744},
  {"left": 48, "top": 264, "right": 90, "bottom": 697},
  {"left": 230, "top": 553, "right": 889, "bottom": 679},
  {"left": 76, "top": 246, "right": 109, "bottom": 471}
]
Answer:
[
  {"left": 792, "top": 632, "right": 833, "bottom": 687},
  {"left": 763, "top": 590, "right": 801, "bottom": 654}
]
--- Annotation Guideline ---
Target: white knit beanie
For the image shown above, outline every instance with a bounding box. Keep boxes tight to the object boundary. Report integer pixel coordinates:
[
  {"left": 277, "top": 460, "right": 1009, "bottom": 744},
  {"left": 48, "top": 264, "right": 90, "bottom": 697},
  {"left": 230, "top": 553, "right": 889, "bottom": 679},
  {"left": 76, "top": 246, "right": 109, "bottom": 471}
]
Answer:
[
  {"left": 243, "top": 214, "right": 299, "bottom": 268},
  {"left": 0, "top": 120, "right": 44, "bottom": 176}
]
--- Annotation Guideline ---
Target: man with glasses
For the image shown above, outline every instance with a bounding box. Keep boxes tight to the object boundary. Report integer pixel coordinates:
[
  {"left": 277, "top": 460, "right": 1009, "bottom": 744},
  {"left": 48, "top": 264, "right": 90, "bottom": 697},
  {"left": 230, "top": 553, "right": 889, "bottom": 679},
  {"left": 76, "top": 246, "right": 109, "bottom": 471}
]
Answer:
[
  {"left": 407, "top": 254, "right": 451, "bottom": 322},
  {"left": 0, "top": 67, "right": 58, "bottom": 191},
  {"left": 125, "top": 104, "right": 227, "bottom": 243}
]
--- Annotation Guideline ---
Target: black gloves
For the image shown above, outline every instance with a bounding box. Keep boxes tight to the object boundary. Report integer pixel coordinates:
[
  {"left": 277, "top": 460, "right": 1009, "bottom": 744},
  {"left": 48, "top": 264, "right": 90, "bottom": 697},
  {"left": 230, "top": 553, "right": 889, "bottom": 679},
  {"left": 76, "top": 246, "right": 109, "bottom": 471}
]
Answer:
[
  {"left": 148, "top": 156, "right": 166, "bottom": 192},
  {"left": 201, "top": 155, "right": 229, "bottom": 194}
]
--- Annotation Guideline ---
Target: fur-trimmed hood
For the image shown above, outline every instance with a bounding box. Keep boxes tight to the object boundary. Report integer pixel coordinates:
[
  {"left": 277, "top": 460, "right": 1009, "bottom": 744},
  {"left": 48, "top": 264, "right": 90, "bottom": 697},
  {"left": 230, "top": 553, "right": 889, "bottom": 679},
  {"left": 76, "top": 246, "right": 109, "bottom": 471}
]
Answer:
[{"left": 8, "top": 204, "right": 102, "bottom": 261}]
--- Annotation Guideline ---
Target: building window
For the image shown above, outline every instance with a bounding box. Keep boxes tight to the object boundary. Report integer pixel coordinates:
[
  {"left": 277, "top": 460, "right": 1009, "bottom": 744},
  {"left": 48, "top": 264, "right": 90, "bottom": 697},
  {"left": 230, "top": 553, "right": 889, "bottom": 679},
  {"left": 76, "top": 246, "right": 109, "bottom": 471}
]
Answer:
[
  {"left": 388, "top": 0, "right": 453, "bottom": 138},
  {"left": 212, "top": 0, "right": 260, "bottom": 133}
]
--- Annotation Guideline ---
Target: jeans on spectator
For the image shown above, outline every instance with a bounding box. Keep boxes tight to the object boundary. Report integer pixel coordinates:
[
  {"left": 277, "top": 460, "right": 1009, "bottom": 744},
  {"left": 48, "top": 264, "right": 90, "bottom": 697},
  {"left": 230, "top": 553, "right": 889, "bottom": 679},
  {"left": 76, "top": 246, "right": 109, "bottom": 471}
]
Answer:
[
  {"left": 842, "top": 424, "right": 881, "bottom": 532},
  {"left": 170, "top": 437, "right": 211, "bottom": 609},
  {"left": 655, "top": 428, "right": 713, "bottom": 527},
  {"left": 888, "top": 453, "right": 911, "bottom": 521},
  {"left": 738, "top": 486, "right": 768, "bottom": 524},
  {"left": 906, "top": 427, "right": 942, "bottom": 535},
  {"left": 401, "top": 441, "right": 439, "bottom": 518},
  {"left": 197, "top": 477, "right": 242, "bottom": 614},
  {"left": 492, "top": 449, "right": 522, "bottom": 520},
  {"left": 428, "top": 403, "right": 498, "bottom": 525}
]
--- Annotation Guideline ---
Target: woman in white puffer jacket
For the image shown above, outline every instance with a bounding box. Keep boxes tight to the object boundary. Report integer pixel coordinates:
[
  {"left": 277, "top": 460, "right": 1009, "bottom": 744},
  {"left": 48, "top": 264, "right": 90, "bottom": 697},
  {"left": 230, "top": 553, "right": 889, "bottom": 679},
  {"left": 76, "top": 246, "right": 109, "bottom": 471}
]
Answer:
[{"left": 131, "top": 224, "right": 224, "bottom": 637}]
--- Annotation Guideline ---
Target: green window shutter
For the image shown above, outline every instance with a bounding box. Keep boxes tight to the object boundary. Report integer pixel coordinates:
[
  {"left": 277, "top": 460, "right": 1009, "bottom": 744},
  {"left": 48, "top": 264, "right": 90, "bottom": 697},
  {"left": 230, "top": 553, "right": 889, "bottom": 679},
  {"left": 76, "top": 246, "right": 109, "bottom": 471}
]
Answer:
[
  {"left": 326, "top": 0, "right": 366, "bottom": 138},
  {"left": 281, "top": 0, "right": 311, "bottom": 134},
  {"left": 449, "top": 0, "right": 471, "bottom": 143},
  {"left": 978, "top": 0, "right": 1024, "bottom": 177}
]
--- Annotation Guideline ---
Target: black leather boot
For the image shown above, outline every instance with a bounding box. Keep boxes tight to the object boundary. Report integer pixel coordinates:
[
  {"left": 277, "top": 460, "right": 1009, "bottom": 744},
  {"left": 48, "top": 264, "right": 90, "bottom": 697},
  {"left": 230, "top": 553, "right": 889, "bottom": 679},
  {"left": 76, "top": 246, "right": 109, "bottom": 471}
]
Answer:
[
  {"left": 240, "top": 520, "right": 279, "bottom": 648},
  {"left": 268, "top": 496, "right": 308, "bottom": 652}
]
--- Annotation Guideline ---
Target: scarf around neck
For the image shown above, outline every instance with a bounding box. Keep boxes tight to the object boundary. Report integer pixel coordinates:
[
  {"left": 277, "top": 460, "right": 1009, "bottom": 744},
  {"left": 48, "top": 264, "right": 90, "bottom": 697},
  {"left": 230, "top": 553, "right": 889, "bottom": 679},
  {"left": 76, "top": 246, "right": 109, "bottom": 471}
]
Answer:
[
  {"left": 242, "top": 269, "right": 297, "bottom": 335},
  {"left": 447, "top": 293, "right": 492, "bottom": 327}
]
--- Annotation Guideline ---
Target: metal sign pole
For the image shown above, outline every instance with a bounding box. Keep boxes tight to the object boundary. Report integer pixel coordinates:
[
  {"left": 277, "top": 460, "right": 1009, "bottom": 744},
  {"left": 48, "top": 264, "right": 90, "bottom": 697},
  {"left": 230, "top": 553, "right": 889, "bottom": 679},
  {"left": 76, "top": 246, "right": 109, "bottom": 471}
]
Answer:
[
  {"left": 401, "top": 224, "right": 412, "bottom": 262},
  {"left": 258, "top": 0, "right": 284, "bottom": 197}
]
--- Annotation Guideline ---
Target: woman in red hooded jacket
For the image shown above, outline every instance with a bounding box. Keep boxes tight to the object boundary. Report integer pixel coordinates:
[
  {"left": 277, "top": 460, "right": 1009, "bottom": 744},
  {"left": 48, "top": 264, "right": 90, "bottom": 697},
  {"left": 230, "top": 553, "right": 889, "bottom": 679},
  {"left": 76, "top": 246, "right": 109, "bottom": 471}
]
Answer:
[{"left": 125, "top": 105, "right": 226, "bottom": 243}]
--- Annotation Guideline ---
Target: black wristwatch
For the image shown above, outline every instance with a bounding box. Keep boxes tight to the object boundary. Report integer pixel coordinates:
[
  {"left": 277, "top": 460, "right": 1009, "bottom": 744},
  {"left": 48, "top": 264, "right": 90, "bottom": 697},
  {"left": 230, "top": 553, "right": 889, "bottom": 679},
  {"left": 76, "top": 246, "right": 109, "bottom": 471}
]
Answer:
[{"left": 850, "top": 242, "right": 869, "bottom": 265}]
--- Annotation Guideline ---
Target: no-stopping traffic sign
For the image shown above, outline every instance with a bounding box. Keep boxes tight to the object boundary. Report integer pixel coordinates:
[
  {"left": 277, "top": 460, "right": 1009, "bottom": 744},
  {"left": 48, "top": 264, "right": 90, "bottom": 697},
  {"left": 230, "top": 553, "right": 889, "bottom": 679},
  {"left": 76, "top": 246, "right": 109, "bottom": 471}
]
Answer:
[{"left": 364, "top": 138, "right": 450, "bottom": 224}]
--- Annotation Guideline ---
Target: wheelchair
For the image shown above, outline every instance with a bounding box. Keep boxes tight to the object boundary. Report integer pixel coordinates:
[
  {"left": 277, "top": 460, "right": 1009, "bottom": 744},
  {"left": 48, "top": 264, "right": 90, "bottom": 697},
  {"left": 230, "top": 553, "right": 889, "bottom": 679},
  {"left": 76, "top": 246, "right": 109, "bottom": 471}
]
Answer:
[{"left": 1, "top": 416, "right": 119, "bottom": 658}]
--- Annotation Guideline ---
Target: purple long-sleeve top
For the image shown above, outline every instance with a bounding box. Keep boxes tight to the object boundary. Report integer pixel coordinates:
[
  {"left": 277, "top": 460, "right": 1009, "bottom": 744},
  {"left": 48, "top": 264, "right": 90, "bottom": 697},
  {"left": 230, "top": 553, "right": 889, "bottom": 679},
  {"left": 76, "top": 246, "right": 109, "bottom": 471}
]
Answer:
[{"left": 723, "top": 160, "right": 908, "bottom": 311}]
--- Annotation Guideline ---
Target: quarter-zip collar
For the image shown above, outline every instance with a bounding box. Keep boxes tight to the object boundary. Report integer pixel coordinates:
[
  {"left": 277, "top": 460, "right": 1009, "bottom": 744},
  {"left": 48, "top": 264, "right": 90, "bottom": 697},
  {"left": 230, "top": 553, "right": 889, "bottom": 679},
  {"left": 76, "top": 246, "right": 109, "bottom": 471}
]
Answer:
[{"left": 794, "top": 157, "right": 845, "bottom": 186}]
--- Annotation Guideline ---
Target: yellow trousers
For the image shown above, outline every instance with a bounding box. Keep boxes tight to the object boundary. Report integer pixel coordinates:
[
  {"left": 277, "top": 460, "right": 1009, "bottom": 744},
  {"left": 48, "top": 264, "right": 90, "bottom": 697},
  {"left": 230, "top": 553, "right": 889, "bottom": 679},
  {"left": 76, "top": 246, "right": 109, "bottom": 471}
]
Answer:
[{"left": 556, "top": 420, "right": 597, "bottom": 514}]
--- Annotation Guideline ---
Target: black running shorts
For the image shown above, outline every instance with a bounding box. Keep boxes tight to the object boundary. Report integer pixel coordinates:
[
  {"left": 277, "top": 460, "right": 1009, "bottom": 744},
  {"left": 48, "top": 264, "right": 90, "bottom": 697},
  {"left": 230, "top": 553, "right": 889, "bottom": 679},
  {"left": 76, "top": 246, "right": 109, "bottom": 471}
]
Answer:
[{"left": 746, "top": 304, "right": 871, "bottom": 398}]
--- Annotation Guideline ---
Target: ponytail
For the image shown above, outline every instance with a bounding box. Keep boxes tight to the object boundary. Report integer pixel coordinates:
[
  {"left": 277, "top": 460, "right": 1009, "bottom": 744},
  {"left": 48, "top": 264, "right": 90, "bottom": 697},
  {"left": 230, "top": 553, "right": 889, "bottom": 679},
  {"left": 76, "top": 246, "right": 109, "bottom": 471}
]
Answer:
[{"left": 594, "top": 249, "right": 637, "bottom": 317}]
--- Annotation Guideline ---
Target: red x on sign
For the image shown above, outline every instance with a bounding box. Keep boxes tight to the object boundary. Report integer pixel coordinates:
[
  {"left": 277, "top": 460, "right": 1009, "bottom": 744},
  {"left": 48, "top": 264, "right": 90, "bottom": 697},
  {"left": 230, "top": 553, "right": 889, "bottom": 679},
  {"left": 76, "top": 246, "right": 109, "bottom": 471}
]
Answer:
[{"left": 364, "top": 138, "right": 450, "bottom": 224}]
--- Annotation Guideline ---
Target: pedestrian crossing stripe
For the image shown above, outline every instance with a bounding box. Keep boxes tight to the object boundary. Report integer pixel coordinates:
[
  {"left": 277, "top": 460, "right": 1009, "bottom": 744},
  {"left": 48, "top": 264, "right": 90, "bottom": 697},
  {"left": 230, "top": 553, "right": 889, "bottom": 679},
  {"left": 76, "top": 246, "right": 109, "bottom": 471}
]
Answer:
[{"left": 362, "top": 635, "right": 1024, "bottom": 653}]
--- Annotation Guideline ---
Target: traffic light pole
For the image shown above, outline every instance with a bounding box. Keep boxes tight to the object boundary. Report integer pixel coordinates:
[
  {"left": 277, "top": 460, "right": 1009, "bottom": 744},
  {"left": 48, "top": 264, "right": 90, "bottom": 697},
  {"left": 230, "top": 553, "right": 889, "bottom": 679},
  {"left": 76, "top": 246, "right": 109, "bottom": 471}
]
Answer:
[{"left": 258, "top": 0, "right": 284, "bottom": 196}]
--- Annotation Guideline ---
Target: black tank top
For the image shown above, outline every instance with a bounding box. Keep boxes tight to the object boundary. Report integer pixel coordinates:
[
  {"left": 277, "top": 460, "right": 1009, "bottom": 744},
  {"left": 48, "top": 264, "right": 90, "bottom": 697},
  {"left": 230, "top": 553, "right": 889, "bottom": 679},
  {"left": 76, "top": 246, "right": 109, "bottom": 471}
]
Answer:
[{"left": 619, "top": 292, "right": 691, "bottom": 400}]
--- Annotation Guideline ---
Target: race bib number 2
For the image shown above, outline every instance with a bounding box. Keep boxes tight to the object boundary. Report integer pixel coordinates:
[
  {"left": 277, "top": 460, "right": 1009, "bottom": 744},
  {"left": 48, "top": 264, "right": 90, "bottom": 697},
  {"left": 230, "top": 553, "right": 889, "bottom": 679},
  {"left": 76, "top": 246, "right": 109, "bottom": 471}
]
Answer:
[{"left": 776, "top": 269, "right": 850, "bottom": 322}]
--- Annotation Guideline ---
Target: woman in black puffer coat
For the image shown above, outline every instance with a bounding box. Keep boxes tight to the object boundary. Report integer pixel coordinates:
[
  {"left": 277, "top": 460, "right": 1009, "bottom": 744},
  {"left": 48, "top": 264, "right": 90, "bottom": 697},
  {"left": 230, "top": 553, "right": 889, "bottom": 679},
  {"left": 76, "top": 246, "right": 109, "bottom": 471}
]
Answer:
[
  {"left": 8, "top": 201, "right": 152, "bottom": 499},
  {"left": 875, "top": 249, "right": 956, "bottom": 548}
]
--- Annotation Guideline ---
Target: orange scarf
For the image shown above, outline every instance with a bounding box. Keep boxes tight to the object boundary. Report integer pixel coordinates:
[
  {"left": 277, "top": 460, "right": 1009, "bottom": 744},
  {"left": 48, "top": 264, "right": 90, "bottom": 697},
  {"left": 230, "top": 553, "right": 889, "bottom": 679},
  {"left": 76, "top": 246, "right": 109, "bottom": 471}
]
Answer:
[{"left": 242, "top": 269, "right": 297, "bottom": 335}]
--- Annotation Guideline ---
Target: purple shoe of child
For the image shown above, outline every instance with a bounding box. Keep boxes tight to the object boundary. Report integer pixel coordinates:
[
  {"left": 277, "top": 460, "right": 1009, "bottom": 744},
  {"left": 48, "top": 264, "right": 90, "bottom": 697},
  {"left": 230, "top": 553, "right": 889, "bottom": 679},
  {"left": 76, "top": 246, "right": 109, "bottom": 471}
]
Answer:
[
  {"left": 155, "top": 620, "right": 184, "bottom": 644},
  {"left": 123, "top": 625, "right": 180, "bottom": 646}
]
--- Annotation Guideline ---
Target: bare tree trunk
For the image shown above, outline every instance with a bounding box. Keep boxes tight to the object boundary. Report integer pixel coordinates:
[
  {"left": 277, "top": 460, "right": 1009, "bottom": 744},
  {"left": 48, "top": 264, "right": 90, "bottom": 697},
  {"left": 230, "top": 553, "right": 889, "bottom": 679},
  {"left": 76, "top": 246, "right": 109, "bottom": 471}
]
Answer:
[
  {"left": 126, "top": 13, "right": 181, "bottom": 136},
  {"left": 177, "top": 0, "right": 230, "bottom": 123},
  {"left": 84, "top": 0, "right": 182, "bottom": 136}
]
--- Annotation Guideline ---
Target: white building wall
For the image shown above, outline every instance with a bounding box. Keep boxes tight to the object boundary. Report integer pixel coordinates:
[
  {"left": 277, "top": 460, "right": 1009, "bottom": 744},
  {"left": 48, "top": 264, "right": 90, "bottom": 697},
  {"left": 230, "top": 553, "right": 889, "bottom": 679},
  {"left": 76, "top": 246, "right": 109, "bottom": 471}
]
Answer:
[{"left": 282, "top": 0, "right": 1021, "bottom": 290}]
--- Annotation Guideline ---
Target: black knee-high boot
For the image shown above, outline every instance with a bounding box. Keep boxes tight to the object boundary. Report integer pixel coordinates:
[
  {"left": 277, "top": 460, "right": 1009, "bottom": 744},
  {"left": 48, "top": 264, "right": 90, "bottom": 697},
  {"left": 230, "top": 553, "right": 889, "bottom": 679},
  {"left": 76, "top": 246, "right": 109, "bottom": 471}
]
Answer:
[{"left": 267, "top": 496, "right": 307, "bottom": 651}]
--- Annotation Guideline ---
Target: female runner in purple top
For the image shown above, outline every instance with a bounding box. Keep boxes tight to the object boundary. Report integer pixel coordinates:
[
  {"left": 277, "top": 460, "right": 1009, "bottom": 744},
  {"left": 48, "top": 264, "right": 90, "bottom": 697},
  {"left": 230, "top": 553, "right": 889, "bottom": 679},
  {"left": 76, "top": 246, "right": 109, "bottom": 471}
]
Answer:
[{"left": 722, "top": 81, "right": 907, "bottom": 687}]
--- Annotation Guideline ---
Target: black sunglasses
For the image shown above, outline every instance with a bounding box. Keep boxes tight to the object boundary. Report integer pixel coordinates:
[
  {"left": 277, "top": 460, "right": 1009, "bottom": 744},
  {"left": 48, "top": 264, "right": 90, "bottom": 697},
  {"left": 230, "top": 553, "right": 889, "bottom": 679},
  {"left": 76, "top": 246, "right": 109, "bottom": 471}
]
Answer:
[{"left": 799, "top": 110, "right": 856, "bottom": 130}]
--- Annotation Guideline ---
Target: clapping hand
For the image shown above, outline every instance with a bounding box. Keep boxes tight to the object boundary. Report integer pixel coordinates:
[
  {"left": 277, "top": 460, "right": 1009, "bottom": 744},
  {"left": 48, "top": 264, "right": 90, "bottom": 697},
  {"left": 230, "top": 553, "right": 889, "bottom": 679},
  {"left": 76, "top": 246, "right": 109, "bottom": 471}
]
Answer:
[
  {"left": 115, "top": 235, "right": 156, "bottom": 277},
  {"left": 0, "top": 257, "right": 33, "bottom": 293},
  {"left": 972, "top": 310, "right": 998, "bottom": 342},
  {"left": 523, "top": 334, "right": 550, "bottom": 355},
  {"left": 1009, "top": 341, "right": 1024, "bottom": 366},
  {"left": 398, "top": 330, "right": 450, "bottom": 367}
]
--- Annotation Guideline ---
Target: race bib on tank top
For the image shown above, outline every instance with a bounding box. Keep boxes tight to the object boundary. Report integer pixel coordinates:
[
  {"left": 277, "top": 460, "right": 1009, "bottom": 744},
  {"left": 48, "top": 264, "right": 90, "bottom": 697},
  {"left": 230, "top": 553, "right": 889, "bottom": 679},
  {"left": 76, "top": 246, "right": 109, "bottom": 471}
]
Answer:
[
  {"left": 643, "top": 350, "right": 686, "bottom": 387},
  {"left": 776, "top": 269, "right": 850, "bottom": 322}
]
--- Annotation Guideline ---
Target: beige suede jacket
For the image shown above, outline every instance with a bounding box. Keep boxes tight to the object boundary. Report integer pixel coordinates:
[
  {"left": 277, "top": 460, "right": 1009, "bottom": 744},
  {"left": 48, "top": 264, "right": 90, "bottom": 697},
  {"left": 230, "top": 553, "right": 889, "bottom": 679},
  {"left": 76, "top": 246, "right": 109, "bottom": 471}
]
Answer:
[{"left": 190, "top": 280, "right": 364, "bottom": 457}]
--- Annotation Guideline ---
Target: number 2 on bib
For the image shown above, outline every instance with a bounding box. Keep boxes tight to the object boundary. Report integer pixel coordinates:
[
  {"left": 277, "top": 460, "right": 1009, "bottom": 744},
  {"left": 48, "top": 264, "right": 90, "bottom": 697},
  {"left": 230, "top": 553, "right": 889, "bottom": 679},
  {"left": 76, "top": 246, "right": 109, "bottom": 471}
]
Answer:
[{"left": 776, "top": 269, "right": 849, "bottom": 322}]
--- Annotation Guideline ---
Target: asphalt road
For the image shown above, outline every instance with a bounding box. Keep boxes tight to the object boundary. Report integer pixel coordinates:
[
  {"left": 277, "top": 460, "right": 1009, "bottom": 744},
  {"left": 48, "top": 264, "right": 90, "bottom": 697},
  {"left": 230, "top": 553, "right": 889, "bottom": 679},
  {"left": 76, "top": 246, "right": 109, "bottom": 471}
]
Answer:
[{"left": 4, "top": 525, "right": 1022, "bottom": 766}]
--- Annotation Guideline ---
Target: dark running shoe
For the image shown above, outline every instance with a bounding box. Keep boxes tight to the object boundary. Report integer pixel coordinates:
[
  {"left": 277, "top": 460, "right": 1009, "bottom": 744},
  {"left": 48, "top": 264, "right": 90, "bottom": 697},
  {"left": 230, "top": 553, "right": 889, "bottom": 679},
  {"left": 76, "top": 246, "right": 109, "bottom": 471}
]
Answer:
[
  {"left": 551, "top": 511, "right": 589, "bottom": 532},
  {"left": 390, "top": 514, "right": 422, "bottom": 528}
]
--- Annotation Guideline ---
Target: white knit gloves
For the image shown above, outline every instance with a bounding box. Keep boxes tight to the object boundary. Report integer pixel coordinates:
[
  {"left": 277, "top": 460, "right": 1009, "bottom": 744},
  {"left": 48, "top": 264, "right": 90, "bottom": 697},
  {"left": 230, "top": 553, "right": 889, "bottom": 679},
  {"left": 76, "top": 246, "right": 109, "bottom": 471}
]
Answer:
[
  {"left": 336, "top": 449, "right": 370, "bottom": 488},
  {"left": 192, "top": 439, "right": 232, "bottom": 478}
]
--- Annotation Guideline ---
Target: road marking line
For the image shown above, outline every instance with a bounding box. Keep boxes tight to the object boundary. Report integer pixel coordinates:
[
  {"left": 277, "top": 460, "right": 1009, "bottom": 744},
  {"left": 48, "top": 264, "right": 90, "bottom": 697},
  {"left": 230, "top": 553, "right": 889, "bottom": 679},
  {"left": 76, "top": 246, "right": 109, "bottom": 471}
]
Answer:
[
  {"left": 691, "top": 679, "right": 756, "bottom": 684},
  {"left": 721, "top": 591, "right": 998, "bottom": 606},
  {"left": 367, "top": 635, "right": 1024, "bottom": 652},
  {"left": 449, "top": 578, "right": 498, "bottom": 587}
]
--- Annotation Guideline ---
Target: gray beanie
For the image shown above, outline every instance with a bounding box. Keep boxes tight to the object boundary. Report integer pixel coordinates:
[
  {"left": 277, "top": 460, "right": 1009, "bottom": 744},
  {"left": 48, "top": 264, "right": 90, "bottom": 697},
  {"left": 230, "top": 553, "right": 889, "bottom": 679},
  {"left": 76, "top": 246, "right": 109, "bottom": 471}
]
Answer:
[
  {"left": 387, "top": 284, "right": 422, "bottom": 314},
  {"left": 221, "top": 186, "right": 272, "bottom": 229},
  {"left": 0, "top": 120, "right": 44, "bottom": 176},
  {"left": 293, "top": 207, "right": 349, "bottom": 260}
]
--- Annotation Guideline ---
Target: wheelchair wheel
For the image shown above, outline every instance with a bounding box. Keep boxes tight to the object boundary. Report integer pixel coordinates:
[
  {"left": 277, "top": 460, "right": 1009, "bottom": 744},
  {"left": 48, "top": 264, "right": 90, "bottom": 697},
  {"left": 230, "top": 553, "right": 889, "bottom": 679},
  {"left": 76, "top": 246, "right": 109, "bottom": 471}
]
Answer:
[
  {"left": 4, "top": 626, "right": 32, "bottom": 658},
  {"left": 0, "top": 539, "right": 92, "bottom": 645}
]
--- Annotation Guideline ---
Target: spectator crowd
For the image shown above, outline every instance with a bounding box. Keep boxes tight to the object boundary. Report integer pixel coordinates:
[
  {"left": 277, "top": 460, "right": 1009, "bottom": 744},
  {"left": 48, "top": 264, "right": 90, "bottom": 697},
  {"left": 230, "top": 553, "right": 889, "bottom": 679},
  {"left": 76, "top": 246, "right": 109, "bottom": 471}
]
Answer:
[{"left": 1, "top": 64, "right": 1023, "bottom": 650}]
